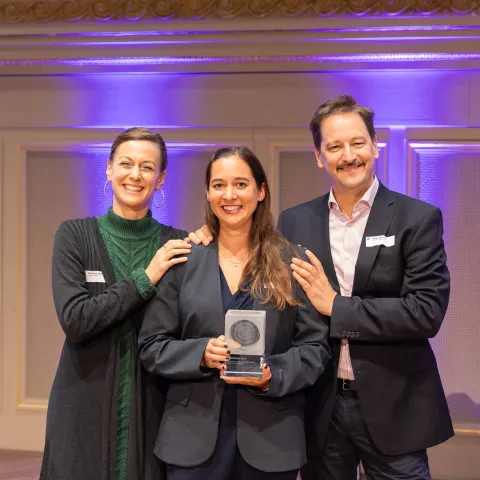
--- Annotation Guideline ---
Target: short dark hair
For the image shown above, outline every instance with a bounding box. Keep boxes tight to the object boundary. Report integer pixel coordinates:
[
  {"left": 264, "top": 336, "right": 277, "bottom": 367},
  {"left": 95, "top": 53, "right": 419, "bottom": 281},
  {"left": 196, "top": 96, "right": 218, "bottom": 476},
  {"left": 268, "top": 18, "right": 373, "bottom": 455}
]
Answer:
[
  {"left": 109, "top": 127, "right": 168, "bottom": 171},
  {"left": 309, "top": 95, "right": 376, "bottom": 150}
]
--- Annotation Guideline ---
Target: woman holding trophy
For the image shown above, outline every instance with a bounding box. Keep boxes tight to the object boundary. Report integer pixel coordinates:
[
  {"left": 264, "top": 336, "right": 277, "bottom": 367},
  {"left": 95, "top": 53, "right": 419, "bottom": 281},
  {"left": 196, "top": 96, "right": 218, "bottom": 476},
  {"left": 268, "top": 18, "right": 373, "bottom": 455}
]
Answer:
[{"left": 139, "top": 146, "right": 331, "bottom": 480}]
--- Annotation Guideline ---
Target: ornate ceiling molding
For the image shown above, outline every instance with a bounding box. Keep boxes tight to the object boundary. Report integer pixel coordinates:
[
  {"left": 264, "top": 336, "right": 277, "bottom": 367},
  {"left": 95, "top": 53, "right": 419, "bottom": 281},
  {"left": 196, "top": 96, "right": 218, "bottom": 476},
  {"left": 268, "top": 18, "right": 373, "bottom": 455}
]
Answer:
[{"left": 0, "top": 0, "right": 479, "bottom": 23}]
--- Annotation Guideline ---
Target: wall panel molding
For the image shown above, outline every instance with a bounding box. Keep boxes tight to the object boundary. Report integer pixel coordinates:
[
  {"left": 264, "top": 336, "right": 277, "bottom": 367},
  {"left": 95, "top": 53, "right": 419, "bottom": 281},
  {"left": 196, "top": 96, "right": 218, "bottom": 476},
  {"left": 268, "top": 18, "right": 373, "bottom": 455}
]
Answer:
[
  {"left": 1, "top": 0, "right": 480, "bottom": 24},
  {"left": 2, "top": 17, "right": 480, "bottom": 74},
  {"left": 407, "top": 139, "right": 480, "bottom": 198},
  {"left": 406, "top": 135, "right": 480, "bottom": 440}
]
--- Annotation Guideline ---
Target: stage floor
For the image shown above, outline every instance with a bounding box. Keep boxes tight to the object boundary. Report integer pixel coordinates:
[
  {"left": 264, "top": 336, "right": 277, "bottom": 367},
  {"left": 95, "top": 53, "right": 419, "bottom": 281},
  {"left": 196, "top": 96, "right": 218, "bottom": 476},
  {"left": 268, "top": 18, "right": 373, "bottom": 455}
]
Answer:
[
  {"left": 0, "top": 450, "right": 450, "bottom": 480},
  {"left": 0, "top": 450, "right": 42, "bottom": 480}
]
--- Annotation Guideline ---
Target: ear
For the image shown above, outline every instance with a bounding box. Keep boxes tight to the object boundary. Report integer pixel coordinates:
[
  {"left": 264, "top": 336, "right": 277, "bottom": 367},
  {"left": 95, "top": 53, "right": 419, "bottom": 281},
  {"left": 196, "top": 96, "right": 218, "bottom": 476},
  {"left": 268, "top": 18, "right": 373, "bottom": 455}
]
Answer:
[
  {"left": 314, "top": 148, "right": 325, "bottom": 169},
  {"left": 258, "top": 183, "right": 266, "bottom": 202},
  {"left": 205, "top": 185, "right": 211, "bottom": 203},
  {"left": 373, "top": 136, "right": 379, "bottom": 160},
  {"left": 106, "top": 160, "right": 113, "bottom": 181},
  {"left": 155, "top": 170, "right": 167, "bottom": 190}
]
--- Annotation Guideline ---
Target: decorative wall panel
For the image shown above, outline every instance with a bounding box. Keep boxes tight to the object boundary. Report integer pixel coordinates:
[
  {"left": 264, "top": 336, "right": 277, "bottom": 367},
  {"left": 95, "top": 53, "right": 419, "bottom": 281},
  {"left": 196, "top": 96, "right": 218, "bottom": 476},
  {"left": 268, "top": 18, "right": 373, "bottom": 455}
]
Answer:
[{"left": 411, "top": 143, "right": 480, "bottom": 431}]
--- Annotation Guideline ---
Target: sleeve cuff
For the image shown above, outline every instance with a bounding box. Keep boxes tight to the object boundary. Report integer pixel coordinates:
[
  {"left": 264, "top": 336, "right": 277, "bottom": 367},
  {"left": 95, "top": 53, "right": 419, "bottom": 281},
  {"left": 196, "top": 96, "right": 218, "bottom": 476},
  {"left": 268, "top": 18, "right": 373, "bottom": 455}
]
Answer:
[
  {"left": 132, "top": 268, "right": 157, "bottom": 300},
  {"left": 247, "top": 365, "right": 282, "bottom": 397},
  {"left": 263, "top": 365, "right": 282, "bottom": 396}
]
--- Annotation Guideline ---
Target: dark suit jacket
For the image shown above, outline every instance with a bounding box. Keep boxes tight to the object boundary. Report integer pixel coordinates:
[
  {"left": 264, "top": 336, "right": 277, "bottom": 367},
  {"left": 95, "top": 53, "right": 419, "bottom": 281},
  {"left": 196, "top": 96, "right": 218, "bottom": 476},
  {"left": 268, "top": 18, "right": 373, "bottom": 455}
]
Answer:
[
  {"left": 138, "top": 242, "right": 331, "bottom": 473},
  {"left": 277, "top": 182, "right": 454, "bottom": 457}
]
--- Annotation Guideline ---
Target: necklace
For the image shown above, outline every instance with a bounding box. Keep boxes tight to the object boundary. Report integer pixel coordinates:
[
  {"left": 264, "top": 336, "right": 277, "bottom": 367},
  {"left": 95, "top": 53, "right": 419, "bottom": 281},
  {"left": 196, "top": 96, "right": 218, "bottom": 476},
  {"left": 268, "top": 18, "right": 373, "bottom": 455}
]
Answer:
[{"left": 218, "top": 249, "right": 248, "bottom": 268}]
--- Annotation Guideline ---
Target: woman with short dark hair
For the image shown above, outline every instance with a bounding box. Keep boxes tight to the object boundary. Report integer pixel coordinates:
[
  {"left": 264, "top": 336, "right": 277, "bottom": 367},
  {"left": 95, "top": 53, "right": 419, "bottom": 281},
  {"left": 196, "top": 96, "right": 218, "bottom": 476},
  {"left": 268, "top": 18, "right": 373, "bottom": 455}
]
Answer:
[{"left": 40, "top": 127, "right": 193, "bottom": 480}]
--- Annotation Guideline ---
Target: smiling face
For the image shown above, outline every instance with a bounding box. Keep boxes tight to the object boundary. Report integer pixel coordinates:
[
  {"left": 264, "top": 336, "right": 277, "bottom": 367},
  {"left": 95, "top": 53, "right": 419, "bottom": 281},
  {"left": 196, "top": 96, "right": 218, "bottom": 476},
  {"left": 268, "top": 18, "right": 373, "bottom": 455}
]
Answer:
[
  {"left": 206, "top": 154, "right": 265, "bottom": 233},
  {"left": 106, "top": 140, "right": 166, "bottom": 219},
  {"left": 315, "top": 111, "right": 378, "bottom": 197}
]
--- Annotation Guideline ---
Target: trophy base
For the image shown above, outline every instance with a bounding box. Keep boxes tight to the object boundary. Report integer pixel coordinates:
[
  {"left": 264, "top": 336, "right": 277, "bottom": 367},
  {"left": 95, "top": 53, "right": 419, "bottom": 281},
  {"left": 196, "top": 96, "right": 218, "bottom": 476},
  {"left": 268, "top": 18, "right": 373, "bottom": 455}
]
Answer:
[{"left": 223, "top": 354, "right": 263, "bottom": 378}]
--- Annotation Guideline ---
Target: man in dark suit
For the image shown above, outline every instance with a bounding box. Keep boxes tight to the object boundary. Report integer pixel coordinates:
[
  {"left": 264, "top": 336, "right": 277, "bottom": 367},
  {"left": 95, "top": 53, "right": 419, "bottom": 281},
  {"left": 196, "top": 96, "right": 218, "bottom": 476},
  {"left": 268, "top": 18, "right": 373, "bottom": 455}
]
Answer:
[{"left": 277, "top": 95, "right": 453, "bottom": 479}]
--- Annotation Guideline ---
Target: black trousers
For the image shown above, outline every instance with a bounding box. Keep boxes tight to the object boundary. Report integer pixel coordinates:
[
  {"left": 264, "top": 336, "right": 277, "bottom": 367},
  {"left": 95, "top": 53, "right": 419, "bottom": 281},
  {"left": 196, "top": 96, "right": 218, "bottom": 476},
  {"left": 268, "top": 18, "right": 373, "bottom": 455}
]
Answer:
[
  {"left": 166, "top": 387, "right": 298, "bottom": 480},
  {"left": 301, "top": 391, "right": 431, "bottom": 480}
]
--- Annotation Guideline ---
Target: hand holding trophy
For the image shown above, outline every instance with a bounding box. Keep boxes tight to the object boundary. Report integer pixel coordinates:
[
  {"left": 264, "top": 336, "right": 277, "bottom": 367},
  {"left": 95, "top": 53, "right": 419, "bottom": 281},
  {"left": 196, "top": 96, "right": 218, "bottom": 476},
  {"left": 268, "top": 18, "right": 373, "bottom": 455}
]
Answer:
[{"left": 202, "top": 335, "right": 229, "bottom": 369}]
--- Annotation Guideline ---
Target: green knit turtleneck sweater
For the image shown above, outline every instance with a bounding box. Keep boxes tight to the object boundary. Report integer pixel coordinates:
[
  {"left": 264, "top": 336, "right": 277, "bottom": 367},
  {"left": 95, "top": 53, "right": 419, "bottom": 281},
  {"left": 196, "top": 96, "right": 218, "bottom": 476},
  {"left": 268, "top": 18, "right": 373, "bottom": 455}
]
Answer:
[{"left": 97, "top": 207, "right": 162, "bottom": 480}]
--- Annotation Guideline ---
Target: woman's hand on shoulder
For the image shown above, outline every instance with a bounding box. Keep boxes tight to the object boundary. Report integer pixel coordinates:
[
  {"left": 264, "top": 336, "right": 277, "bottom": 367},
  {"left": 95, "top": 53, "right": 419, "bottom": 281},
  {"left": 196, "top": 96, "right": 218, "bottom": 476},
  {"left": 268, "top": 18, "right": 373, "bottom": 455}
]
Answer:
[
  {"left": 188, "top": 225, "right": 213, "bottom": 246},
  {"left": 145, "top": 239, "right": 192, "bottom": 285}
]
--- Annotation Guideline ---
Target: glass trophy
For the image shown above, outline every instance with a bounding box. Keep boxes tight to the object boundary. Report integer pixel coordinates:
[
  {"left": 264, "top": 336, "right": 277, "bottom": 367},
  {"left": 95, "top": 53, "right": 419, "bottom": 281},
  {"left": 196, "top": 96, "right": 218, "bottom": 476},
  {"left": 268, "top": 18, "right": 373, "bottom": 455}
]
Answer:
[{"left": 224, "top": 309, "right": 266, "bottom": 378}]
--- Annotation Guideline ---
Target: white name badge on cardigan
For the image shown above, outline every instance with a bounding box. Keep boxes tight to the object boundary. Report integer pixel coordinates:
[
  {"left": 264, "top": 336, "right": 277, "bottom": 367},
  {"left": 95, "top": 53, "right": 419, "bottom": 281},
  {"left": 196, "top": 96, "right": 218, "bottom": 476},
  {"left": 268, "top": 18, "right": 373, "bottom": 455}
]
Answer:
[
  {"left": 85, "top": 270, "right": 106, "bottom": 283},
  {"left": 366, "top": 235, "right": 395, "bottom": 248}
]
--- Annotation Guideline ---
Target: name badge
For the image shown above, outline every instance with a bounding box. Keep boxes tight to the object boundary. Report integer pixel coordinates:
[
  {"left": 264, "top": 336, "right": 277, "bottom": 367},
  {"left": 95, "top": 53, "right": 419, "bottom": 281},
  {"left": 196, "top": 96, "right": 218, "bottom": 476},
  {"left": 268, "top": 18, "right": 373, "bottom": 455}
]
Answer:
[
  {"left": 85, "top": 270, "right": 106, "bottom": 283},
  {"left": 366, "top": 235, "right": 395, "bottom": 248}
]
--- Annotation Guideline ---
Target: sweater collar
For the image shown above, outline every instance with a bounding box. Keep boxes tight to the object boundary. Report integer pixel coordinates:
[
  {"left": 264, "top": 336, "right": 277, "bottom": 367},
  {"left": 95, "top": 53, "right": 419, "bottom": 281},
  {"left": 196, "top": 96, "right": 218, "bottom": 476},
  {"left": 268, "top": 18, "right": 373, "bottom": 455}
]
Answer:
[{"left": 98, "top": 207, "right": 159, "bottom": 239}]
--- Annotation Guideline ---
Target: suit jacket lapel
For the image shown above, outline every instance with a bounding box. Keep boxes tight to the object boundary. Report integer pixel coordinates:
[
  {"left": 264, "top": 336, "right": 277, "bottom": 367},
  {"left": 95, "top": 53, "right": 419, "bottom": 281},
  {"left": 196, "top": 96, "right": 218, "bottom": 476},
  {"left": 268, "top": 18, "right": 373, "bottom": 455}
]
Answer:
[
  {"left": 314, "top": 195, "right": 341, "bottom": 294},
  {"left": 352, "top": 183, "right": 395, "bottom": 296},
  {"left": 204, "top": 241, "right": 226, "bottom": 334}
]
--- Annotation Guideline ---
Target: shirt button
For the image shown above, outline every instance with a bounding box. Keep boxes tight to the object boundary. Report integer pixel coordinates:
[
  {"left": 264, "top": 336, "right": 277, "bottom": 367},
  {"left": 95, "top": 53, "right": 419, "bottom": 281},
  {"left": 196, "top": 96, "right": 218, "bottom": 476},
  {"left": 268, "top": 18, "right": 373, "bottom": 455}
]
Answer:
[{"left": 344, "top": 253, "right": 351, "bottom": 259}]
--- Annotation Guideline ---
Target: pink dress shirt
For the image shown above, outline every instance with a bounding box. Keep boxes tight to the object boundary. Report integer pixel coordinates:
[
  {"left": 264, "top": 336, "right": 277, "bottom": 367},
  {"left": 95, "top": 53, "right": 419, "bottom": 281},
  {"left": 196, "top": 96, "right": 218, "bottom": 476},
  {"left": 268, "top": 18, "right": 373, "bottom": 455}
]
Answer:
[{"left": 329, "top": 177, "right": 379, "bottom": 380}]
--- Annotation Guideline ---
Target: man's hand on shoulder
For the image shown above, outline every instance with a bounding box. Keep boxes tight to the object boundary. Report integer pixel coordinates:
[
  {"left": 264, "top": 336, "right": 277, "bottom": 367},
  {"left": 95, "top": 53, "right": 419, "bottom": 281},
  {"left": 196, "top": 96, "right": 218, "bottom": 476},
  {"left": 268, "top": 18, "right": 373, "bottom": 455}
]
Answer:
[{"left": 291, "top": 249, "right": 337, "bottom": 316}]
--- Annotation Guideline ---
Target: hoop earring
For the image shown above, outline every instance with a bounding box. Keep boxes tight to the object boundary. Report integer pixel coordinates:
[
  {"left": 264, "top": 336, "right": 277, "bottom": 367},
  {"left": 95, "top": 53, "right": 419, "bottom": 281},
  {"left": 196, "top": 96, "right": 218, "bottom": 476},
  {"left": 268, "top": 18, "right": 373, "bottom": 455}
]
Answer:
[
  {"left": 104, "top": 180, "right": 113, "bottom": 201},
  {"left": 153, "top": 187, "right": 165, "bottom": 209}
]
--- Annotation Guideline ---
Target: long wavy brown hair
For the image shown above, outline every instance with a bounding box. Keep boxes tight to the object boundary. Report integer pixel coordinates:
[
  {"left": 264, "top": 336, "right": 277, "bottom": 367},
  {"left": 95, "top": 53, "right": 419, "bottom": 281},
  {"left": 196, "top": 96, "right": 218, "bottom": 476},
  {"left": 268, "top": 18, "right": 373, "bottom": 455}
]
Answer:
[{"left": 205, "top": 147, "right": 299, "bottom": 310}]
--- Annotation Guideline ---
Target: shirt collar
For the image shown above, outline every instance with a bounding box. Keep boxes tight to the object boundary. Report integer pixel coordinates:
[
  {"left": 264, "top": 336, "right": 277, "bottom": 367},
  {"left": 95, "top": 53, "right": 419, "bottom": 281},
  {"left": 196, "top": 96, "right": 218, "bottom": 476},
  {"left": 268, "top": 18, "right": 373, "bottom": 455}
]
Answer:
[{"left": 328, "top": 176, "right": 379, "bottom": 211}]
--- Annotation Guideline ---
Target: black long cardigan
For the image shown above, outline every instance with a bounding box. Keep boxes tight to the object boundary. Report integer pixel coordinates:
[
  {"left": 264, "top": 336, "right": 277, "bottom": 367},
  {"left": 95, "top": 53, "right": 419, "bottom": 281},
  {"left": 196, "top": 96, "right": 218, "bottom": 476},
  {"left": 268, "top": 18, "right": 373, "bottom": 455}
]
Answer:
[{"left": 40, "top": 216, "right": 186, "bottom": 480}]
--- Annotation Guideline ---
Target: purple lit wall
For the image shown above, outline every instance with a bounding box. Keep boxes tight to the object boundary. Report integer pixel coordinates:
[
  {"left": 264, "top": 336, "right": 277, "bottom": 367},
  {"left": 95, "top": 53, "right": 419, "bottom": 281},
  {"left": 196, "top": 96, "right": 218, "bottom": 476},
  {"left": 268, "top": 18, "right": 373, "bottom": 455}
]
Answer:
[
  {"left": 151, "top": 149, "right": 210, "bottom": 231},
  {"left": 24, "top": 54, "right": 480, "bottom": 434}
]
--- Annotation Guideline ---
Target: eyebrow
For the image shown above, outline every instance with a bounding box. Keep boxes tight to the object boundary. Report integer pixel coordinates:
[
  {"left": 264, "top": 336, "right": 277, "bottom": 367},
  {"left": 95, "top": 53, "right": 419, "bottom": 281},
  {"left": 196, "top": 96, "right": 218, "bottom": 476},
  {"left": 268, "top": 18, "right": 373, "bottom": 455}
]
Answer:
[{"left": 211, "top": 176, "right": 250, "bottom": 182}]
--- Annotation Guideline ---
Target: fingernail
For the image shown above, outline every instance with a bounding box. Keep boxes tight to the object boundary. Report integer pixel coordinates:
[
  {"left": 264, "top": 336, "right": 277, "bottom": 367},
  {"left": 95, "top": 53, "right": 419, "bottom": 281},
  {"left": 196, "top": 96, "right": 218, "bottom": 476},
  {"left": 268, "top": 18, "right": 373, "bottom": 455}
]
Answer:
[
  {"left": 227, "top": 350, "right": 231, "bottom": 354},
  {"left": 224, "top": 344, "right": 228, "bottom": 348}
]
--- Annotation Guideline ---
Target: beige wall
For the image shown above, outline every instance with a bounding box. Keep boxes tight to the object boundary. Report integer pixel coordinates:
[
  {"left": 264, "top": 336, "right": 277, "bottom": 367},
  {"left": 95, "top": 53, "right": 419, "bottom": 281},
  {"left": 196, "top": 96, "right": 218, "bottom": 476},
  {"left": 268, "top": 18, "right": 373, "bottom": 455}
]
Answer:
[{"left": 0, "top": 16, "right": 479, "bottom": 479}]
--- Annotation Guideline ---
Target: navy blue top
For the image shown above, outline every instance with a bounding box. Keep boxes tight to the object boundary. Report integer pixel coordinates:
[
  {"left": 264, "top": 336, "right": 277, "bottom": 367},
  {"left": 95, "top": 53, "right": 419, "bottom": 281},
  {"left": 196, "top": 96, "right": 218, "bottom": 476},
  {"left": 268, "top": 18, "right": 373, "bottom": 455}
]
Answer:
[{"left": 219, "top": 267, "right": 254, "bottom": 314}]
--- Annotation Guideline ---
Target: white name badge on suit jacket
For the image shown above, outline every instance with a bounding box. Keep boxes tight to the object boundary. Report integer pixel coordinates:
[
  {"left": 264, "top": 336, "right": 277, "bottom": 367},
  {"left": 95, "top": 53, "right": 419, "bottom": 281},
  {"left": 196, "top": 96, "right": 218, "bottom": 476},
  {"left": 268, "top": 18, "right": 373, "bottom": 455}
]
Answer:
[
  {"left": 366, "top": 235, "right": 395, "bottom": 248},
  {"left": 85, "top": 270, "right": 106, "bottom": 283}
]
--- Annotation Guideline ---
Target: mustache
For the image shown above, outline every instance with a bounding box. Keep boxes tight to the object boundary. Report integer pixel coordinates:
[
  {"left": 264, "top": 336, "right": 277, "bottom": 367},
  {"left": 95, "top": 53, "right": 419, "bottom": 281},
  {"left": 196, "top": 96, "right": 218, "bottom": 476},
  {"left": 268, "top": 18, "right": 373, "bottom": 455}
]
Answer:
[{"left": 336, "top": 160, "right": 365, "bottom": 171}]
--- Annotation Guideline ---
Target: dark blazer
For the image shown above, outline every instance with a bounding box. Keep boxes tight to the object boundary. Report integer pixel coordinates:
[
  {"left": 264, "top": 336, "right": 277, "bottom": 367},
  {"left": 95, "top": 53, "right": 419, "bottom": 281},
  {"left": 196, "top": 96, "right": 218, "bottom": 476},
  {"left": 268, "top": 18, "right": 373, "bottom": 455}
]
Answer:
[
  {"left": 138, "top": 242, "right": 331, "bottom": 473},
  {"left": 40, "top": 217, "right": 186, "bottom": 480},
  {"left": 277, "top": 182, "right": 454, "bottom": 457}
]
